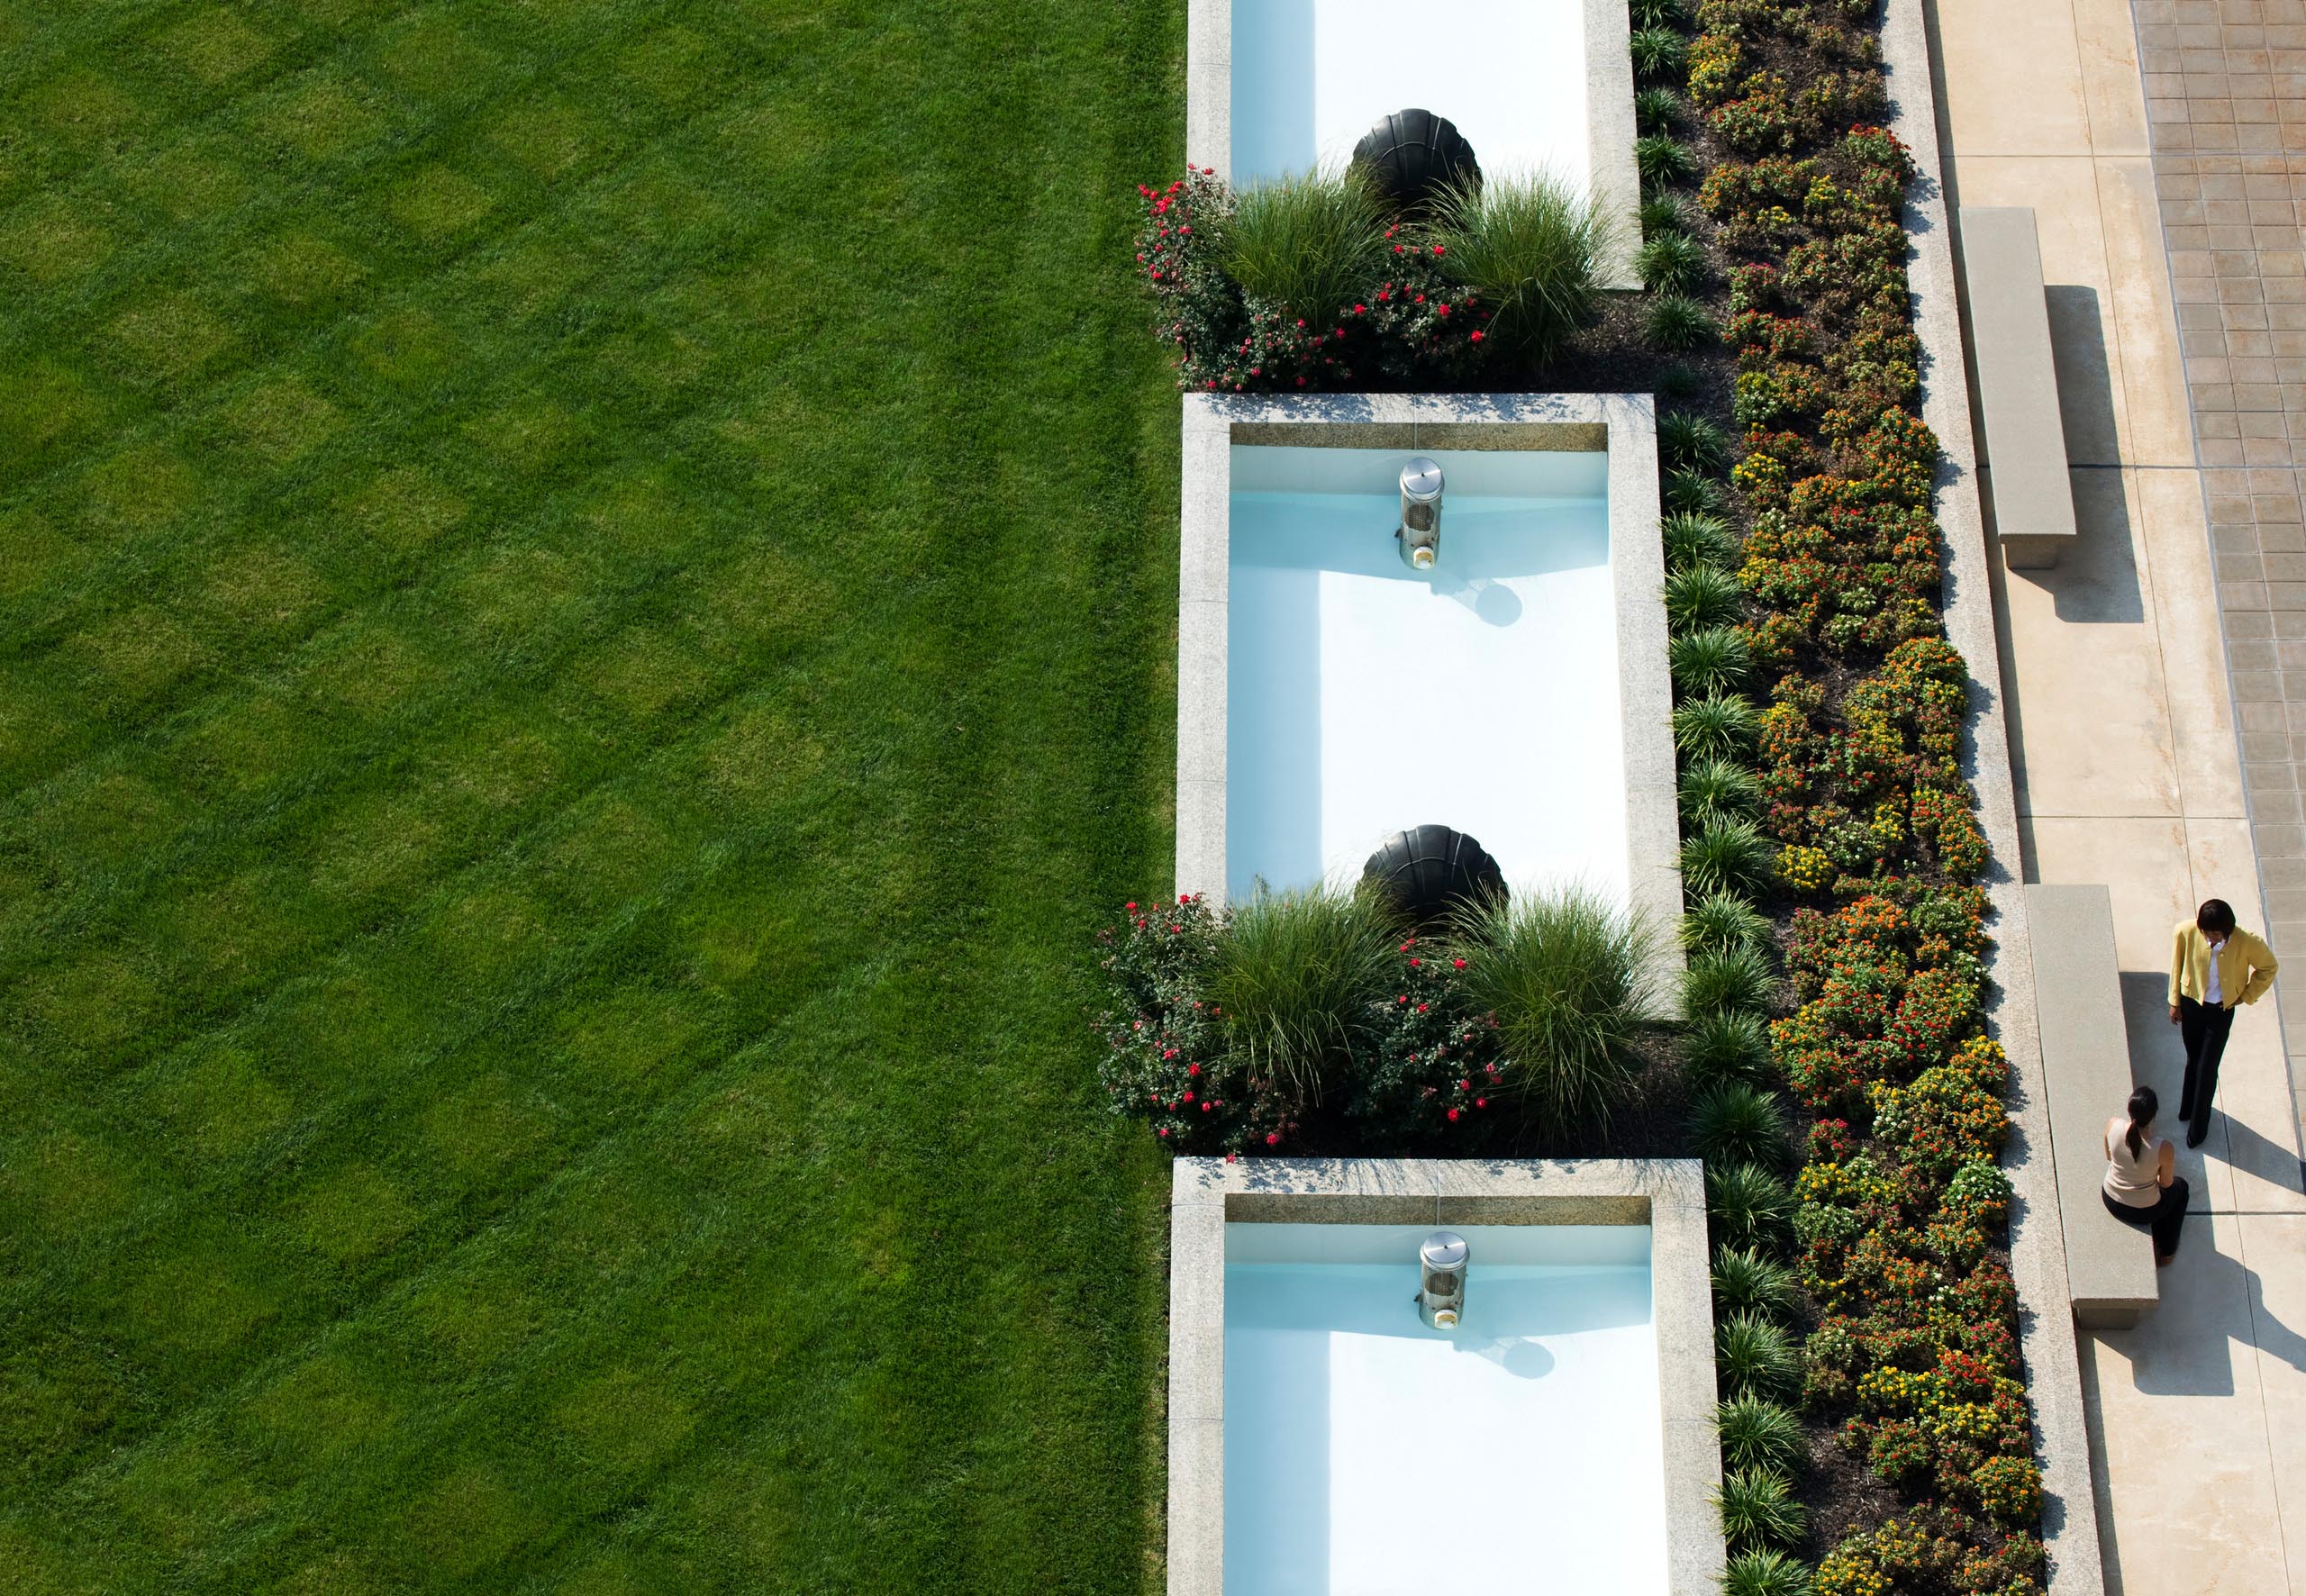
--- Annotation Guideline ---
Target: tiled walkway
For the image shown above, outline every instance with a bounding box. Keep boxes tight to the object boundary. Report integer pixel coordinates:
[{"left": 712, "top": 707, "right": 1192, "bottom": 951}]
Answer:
[
  {"left": 2138, "top": 0, "right": 2306, "bottom": 1111},
  {"left": 1930, "top": 0, "right": 2306, "bottom": 1589}
]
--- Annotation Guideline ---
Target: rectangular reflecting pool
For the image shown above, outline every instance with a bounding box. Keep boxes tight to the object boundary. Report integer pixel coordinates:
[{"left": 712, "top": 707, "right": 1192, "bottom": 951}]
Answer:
[
  {"left": 1224, "top": 1222, "right": 1666, "bottom": 1595},
  {"left": 1225, "top": 445, "right": 1621, "bottom": 902}
]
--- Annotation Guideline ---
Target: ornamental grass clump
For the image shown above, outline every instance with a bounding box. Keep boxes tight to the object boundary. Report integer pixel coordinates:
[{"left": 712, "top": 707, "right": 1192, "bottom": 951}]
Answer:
[
  {"left": 1711, "top": 1243, "right": 1797, "bottom": 1319},
  {"left": 1630, "top": 31, "right": 1690, "bottom": 83},
  {"left": 1221, "top": 165, "right": 1389, "bottom": 323},
  {"left": 1429, "top": 173, "right": 1610, "bottom": 364},
  {"left": 1647, "top": 291, "right": 1716, "bottom": 349},
  {"left": 1681, "top": 945, "right": 1773, "bottom": 1016},
  {"left": 1666, "top": 564, "right": 1744, "bottom": 630},
  {"left": 1681, "top": 818, "right": 1772, "bottom": 897},
  {"left": 1211, "top": 883, "right": 1396, "bottom": 1104},
  {"left": 1682, "top": 890, "right": 1770, "bottom": 956},
  {"left": 1684, "top": 1009, "right": 1771, "bottom": 1084},
  {"left": 1639, "top": 231, "right": 1707, "bottom": 295},
  {"left": 1690, "top": 1081, "right": 1790, "bottom": 1169},
  {"left": 1678, "top": 760, "right": 1764, "bottom": 830},
  {"left": 1662, "top": 509, "right": 1738, "bottom": 571},
  {"left": 1451, "top": 888, "right": 1662, "bottom": 1134},
  {"left": 1707, "top": 1161, "right": 1793, "bottom": 1252},
  {"left": 1658, "top": 410, "right": 1731, "bottom": 475},
  {"left": 1718, "top": 1394, "right": 1807, "bottom": 1474},
  {"left": 1662, "top": 466, "right": 1726, "bottom": 513},
  {"left": 1670, "top": 625, "right": 1750, "bottom": 698},
  {"left": 1724, "top": 1547, "right": 1814, "bottom": 1596},
  {"left": 1634, "top": 86, "right": 1685, "bottom": 133},
  {"left": 1718, "top": 1466, "right": 1807, "bottom": 1550},
  {"left": 1672, "top": 693, "right": 1758, "bottom": 763},
  {"left": 1717, "top": 1310, "right": 1801, "bottom": 1400}
]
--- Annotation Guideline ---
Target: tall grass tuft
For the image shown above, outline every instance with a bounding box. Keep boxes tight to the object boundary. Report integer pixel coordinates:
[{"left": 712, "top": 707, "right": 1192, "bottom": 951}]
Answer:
[
  {"left": 1221, "top": 166, "right": 1389, "bottom": 322},
  {"left": 1663, "top": 509, "right": 1738, "bottom": 571},
  {"left": 1664, "top": 466, "right": 1727, "bottom": 513},
  {"left": 1634, "top": 86, "right": 1685, "bottom": 134},
  {"left": 1630, "top": 31, "right": 1691, "bottom": 83},
  {"left": 1716, "top": 1311, "right": 1801, "bottom": 1400},
  {"left": 1725, "top": 1549, "right": 1815, "bottom": 1596},
  {"left": 1707, "top": 1161, "right": 1794, "bottom": 1252},
  {"left": 1718, "top": 1395, "right": 1807, "bottom": 1474},
  {"left": 1647, "top": 291, "right": 1716, "bottom": 349},
  {"left": 1681, "top": 818, "right": 1772, "bottom": 897},
  {"left": 1639, "top": 231, "right": 1707, "bottom": 295},
  {"left": 1672, "top": 694, "right": 1759, "bottom": 763},
  {"left": 1666, "top": 564, "right": 1745, "bottom": 630},
  {"left": 1711, "top": 1244, "right": 1797, "bottom": 1319},
  {"left": 1690, "top": 1081, "right": 1791, "bottom": 1168},
  {"left": 1658, "top": 411, "right": 1731, "bottom": 475},
  {"left": 1670, "top": 625, "right": 1751, "bottom": 698},
  {"left": 1430, "top": 174, "right": 1611, "bottom": 363},
  {"left": 1678, "top": 760, "right": 1765, "bottom": 830},
  {"left": 1684, "top": 1010, "right": 1772, "bottom": 1085},
  {"left": 1641, "top": 194, "right": 1692, "bottom": 238},
  {"left": 1718, "top": 1467, "right": 1807, "bottom": 1550},
  {"left": 1631, "top": 0, "right": 1691, "bottom": 27},
  {"left": 1681, "top": 889, "right": 1771, "bottom": 956},
  {"left": 1212, "top": 883, "right": 1396, "bottom": 1103},
  {"left": 1681, "top": 945, "right": 1774, "bottom": 1017},
  {"left": 1451, "top": 888, "right": 1663, "bottom": 1134}
]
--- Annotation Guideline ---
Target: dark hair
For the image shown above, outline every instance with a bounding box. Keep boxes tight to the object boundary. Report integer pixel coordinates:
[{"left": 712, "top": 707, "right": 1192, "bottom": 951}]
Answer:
[
  {"left": 2125, "top": 1084, "right": 2158, "bottom": 1157},
  {"left": 2199, "top": 899, "right": 2237, "bottom": 938}
]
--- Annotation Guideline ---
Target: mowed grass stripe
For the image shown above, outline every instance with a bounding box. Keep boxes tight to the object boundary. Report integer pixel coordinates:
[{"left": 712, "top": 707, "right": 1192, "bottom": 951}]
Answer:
[
  {"left": 0, "top": 11, "right": 815, "bottom": 740},
  {"left": 1, "top": 0, "right": 1179, "bottom": 1587}
]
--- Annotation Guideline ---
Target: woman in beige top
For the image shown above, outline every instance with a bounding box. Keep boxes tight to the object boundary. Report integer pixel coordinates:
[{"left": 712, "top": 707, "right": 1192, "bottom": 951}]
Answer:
[{"left": 2103, "top": 1084, "right": 2189, "bottom": 1265}]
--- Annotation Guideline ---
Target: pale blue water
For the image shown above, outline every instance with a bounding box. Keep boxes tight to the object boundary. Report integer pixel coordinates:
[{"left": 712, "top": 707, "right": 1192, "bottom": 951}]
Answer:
[
  {"left": 1224, "top": 1257, "right": 1667, "bottom": 1595},
  {"left": 1226, "top": 470, "right": 1622, "bottom": 902}
]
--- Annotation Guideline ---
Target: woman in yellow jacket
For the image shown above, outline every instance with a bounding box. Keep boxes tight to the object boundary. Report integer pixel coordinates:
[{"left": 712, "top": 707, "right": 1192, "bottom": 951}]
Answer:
[{"left": 2169, "top": 898, "right": 2280, "bottom": 1147}]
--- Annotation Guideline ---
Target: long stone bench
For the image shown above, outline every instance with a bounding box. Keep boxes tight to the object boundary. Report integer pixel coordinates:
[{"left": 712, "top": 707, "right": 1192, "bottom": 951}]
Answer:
[
  {"left": 2025, "top": 883, "right": 2159, "bottom": 1329},
  {"left": 1960, "top": 207, "right": 2080, "bottom": 571}
]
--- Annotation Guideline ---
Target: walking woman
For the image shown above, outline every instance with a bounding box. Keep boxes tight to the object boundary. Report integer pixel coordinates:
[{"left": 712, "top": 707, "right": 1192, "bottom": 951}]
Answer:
[
  {"left": 2105, "top": 1085, "right": 2189, "bottom": 1265},
  {"left": 2168, "top": 897, "right": 2280, "bottom": 1147}
]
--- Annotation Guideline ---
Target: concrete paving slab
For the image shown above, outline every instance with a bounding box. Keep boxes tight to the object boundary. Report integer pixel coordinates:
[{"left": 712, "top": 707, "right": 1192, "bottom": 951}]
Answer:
[
  {"left": 1993, "top": 468, "right": 2183, "bottom": 815},
  {"left": 1936, "top": 0, "right": 2095, "bottom": 155}
]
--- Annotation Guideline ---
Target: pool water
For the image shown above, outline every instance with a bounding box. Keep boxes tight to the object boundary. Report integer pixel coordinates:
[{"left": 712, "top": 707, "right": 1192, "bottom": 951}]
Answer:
[
  {"left": 1225, "top": 446, "right": 1623, "bottom": 902},
  {"left": 1229, "top": 0, "right": 1593, "bottom": 188},
  {"left": 1223, "top": 1224, "right": 1666, "bottom": 1595}
]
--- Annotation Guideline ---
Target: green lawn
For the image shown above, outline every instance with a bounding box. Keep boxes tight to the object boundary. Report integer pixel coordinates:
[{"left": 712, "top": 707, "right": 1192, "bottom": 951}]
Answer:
[{"left": 0, "top": 3, "right": 1182, "bottom": 1589}]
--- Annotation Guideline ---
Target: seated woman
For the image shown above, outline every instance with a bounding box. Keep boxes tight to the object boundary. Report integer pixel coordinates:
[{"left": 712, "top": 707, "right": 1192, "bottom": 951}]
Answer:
[{"left": 2104, "top": 1085, "right": 2190, "bottom": 1265}]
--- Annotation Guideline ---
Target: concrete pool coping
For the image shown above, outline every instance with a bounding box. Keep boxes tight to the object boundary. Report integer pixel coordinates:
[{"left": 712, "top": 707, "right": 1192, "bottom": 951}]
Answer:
[
  {"left": 1165, "top": 1156, "right": 1725, "bottom": 1596},
  {"left": 1175, "top": 393, "right": 1684, "bottom": 995},
  {"left": 1185, "top": 0, "right": 1644, "bottom": 289}
]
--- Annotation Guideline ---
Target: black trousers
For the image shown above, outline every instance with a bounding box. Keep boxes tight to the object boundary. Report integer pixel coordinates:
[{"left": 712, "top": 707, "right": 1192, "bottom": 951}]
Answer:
[
  {"left": 2178, "top": 995, "right": 2238, "bottom": 1145},
  {"left": 2104, "top": 1178, "right": 2191, "bottom": 1259}
]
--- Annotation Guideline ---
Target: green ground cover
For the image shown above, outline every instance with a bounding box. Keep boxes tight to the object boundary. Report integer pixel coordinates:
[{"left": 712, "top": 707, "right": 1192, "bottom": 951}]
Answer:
[{"left": 0, "top": 3, "right": 1182, "bottom": 1588}]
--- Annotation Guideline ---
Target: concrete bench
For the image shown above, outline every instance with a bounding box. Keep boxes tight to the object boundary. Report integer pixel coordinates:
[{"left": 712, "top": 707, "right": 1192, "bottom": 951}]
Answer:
[
  {"left": 2026, "top": 883, "right": 2159, "bottom": 1329},
  {"left": 1960, "top": 207, "right": 2080, "bottom": 571}
]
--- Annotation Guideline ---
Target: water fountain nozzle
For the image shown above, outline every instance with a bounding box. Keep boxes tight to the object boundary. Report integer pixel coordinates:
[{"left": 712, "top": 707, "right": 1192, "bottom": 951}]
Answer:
[
  {"left": 1418, "top": 1229, "right": 1468, "bottom": 1329},
  {"left": 1397, "top": 457, "right": 1444, "bottom": 571}
]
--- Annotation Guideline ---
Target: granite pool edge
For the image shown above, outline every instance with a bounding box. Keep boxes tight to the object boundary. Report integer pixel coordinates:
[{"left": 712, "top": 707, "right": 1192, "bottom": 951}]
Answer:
[
  {"left": 1174, "top": 393, "right": 1684, "bottom": 1006},
  {"left": 1165, "top": 1156, "right": 1725, "bottom": 1596},
  {"left": 1882, "top": 0, "right": 2105, "bottom": 1589}
]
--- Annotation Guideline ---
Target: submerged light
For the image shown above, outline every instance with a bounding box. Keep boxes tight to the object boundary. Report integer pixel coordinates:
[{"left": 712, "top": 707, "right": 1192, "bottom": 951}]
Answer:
[
  {"left": 1419, "top": 1229, "right": 1468, "bottom": 1329},
  {"left": 1396, "top": 456, "right": 1444, "bottom": 570}
]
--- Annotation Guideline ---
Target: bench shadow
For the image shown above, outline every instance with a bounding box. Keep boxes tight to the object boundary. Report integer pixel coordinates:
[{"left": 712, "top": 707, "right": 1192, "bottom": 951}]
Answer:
[{"left": 1993, "top": 285, "right": 2144, "bottom": 624}]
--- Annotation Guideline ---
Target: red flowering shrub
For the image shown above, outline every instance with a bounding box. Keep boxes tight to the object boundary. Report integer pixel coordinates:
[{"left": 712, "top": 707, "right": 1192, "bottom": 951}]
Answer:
[
  {"left": 1096, "top": 894, "right": 1297, "bottom": 1153},
  {"left": 1130, "top": 171, "right": 1495, "bottom": 394}
]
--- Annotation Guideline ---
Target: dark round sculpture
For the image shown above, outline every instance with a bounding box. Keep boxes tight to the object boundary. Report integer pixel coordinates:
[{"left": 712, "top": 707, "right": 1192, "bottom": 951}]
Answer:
[
  {"left": 1360, "top": 825, "right": 1506, "bottom": 927},
  {"left": 1351, "top": 109, "right": 1482, "bottom": 213}
]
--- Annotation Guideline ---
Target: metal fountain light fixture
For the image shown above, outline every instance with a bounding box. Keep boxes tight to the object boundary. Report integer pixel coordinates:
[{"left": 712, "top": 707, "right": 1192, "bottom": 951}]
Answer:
[
  {"left": 1396, "top": 456, "right": 1444, "bottom": 570},
  {"left": 1418, "top": 1229, "right": 1468, "bottom": 1329}
]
